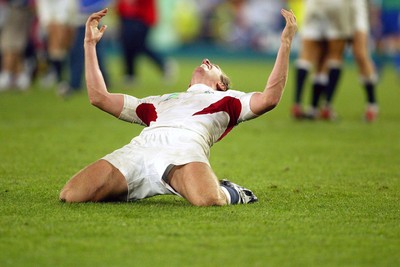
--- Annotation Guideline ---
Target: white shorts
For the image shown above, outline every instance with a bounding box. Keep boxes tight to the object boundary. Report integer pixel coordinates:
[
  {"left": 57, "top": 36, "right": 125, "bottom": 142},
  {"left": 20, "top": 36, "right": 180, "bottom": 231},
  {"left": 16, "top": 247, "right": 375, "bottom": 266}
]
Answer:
[
  {"left": 352, "top": 0, "right": 369, "bottom": 33},
  {"left": 301, "top": 0, "right": 353, "bottom": 40},
  {"left": 36, "top": 0, "right": 78, "bottom": 27},
  {"left": 102, "top": 127, "right": 211, "bottom": 201}
]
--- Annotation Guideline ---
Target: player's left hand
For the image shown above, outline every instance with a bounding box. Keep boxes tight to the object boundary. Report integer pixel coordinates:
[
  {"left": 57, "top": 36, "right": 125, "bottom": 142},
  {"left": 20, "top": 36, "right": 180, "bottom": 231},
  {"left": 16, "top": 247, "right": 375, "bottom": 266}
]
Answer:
[
  {"left": 85, "top": 8, "right": 108, "bottom": 46},
  {"left": 280, "top": 9, "right": 297, "bottom": 44}
]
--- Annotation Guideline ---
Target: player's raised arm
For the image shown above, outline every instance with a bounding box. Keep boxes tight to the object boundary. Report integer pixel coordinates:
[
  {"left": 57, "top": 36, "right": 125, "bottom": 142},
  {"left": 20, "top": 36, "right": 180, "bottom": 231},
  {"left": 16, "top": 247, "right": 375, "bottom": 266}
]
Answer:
[
  {"left": 250, "top": 9, "right": 297, "bottom": 115},
  {"left": 84, "top": 8, "right": 124, "bottom": 118}
]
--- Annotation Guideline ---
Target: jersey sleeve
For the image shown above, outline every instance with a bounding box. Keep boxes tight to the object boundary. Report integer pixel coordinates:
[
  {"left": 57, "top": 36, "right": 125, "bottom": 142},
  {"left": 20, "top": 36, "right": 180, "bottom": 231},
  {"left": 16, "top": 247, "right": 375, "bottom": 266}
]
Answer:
[
  {"left": 118, "top": 94, "right": 158, "bottom": 126},
  {"left": 229, "top": 90, "right": 259, "bottom": 122}
]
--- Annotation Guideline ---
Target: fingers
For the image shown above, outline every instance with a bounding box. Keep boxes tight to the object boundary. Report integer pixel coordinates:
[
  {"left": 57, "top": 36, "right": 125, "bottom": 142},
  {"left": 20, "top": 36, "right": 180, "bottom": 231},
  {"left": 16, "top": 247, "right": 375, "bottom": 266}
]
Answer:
[
  {"left": 94, "top": 8, "right": 108, "bottom": 18},
  {"left": 99, "top": 25, "right": 107, "bottom": 34},
  {"left": 85, "top": 9, "right": 108, "bottom": 44},
  {"left": 281, "top": 8, "right": 296, "bottom": 23},
  {"left": 87, "top": 8, "right": 108, "bottom": 24},
  {"left": 280, "top": 8, "right": 297, "bottom": 42}
]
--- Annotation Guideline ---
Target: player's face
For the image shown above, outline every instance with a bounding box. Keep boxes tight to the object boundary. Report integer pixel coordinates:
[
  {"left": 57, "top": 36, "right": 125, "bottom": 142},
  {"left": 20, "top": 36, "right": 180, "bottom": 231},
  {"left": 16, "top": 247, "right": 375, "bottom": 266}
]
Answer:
[
  {"left": 199, "top": 58, "right": 223, "bottom": 75},
  {"left": 190, "top": 59, "right": 226, "bottom": 90}
]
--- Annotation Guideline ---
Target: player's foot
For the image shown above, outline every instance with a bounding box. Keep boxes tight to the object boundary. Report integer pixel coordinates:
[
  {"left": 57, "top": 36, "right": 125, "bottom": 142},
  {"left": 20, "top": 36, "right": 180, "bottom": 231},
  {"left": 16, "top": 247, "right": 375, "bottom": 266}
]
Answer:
[
  {"left": 40, "top": 70, "right": 57, "bottom": 89},
  {"left": 291, "top": 104, "right": 304, "bottom": 119},
  {"left": 0, "top": 72, "right": 12, "bottom": 91},
  {"left": 220, "top": 179, "right": 258, "bottom": 204},
  {"left": 364, "top": 104, "right": 378, "bottom": 122},
  {"left": 57, "top": 81, "right": 73, "bottom": 98},
  {"left": 15, "top": 72, "right": 31, "bottom": 91},
  {"left": 320, "top": 105, "right": 337, "bottom": 121},
  {"left": 303, "top": 107, "right": 318, "bottom": 120}
]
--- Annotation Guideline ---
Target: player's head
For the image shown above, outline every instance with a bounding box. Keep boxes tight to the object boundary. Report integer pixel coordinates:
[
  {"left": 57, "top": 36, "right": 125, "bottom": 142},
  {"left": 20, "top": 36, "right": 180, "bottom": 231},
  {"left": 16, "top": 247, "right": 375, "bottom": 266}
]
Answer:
[{"left": 190, "top": 59, "right": 231, "bottom": 91}]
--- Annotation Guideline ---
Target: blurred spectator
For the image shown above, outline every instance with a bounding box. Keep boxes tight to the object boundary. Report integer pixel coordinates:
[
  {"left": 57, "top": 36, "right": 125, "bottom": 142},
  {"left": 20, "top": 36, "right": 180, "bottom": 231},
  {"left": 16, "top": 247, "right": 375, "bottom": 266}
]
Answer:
[
  {"left": 35, "top": 0, "right": 77, "bottom": 89},
  {"left": 0, "top": 0, "right": 35, "bottom": 91},
  {"left": 286, "top": 0, "right": 304, "bottom": 27},
  {"left": 371, "top": 0, "right": 400, "bottom": 77},
  {"left": 193, "top": 0, "right": 222, "bottom": 42},
  {"left": 58, "top": 0, "right": 111, "bottom": 97},
  {"left": 116, "top": 0, "right": 176, "bottom": 86},
  {"left": 0, "top": 0, "right": 6, "bottom": 64},
  {"left": 126, "top": 0, "right": 286, "bottom": 55},
  {"left": 206, "top": 0, "right": 284, "bottom": 51}
]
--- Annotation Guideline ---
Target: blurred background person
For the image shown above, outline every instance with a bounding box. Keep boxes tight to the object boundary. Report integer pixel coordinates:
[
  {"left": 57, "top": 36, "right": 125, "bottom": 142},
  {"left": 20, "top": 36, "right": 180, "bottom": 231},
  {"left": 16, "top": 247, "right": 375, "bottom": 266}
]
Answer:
[
  {"left": 310, "top": 0, "right": 379, "bottom": 122},
  {"left": 291, "top": 0, "right": 379, "bottom": 122},
  {"left": 371, "top": 0, "right": 400, "bottom": 78},
  {"left": 291, "top": 0, "right": 352, "bottom": 120},
  {"left": 208, "top": 0, "right": 284, "bottom": 52},
  {"left": 58, "top": 0, "right": 111, "bottom": 97},
  {"left": 0, "top": 0, "right": 35, "bottom": 91},
  {"left": 35, "top": 0, "right": 77, "bottom": 90},
  {"left": 0, "top": 0, "right": 6, "bottom": 68},
  {"left": 194, "top": 0, "right": 223, "bottom": 43},
  {"left": 346, "top": 0, "right": 379, "bottom": 122},
  {"left": 115, "top": 0, "right": 175, "bottom": 86}
]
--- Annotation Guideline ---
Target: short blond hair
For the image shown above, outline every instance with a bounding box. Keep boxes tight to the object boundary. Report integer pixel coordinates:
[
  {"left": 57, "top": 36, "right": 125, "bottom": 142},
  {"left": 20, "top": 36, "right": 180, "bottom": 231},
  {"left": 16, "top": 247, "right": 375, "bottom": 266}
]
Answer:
[{"left": 220, "top": 72, "right": 231, "bottom": 90}]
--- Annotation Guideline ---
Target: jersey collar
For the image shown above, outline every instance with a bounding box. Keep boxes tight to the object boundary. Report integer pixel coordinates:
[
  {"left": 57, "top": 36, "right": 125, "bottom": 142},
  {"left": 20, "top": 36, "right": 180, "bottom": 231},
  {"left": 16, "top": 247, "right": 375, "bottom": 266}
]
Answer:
[{"left": 187, "top": 84, "right": 214, "bottom": 93}]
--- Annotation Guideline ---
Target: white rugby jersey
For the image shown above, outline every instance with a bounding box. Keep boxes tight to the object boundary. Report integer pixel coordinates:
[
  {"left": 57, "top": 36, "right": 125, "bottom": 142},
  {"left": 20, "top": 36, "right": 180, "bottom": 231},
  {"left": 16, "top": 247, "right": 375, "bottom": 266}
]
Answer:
[{"left": 118, "top": 84, "right": 258, "bottom": 147}]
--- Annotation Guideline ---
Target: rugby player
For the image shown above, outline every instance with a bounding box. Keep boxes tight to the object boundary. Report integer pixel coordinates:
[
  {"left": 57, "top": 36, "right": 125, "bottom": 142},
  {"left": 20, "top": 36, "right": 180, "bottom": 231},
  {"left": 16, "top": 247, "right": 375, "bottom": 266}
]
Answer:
[{"left": 59, "top": 8, "right": 297, "bottom": 206}]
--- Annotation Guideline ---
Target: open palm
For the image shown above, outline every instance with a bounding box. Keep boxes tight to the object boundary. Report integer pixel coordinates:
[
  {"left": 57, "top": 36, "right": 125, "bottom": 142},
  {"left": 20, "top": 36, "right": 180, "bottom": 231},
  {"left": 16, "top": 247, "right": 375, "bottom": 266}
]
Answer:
[
  {"left": 85, "top": 9, "right": 108, "bottom": 45},
  {"left": 280, "top": 9, "right": 297, "bottom": 43}
]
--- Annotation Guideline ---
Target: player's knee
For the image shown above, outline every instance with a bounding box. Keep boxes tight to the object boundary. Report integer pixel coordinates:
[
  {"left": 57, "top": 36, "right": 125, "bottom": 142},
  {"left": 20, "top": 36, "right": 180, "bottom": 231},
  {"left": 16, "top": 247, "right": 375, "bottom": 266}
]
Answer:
[
  {"left": 59, "top": 187, "right": 72, "bottom": 202},
  {"left": 59, "top": 186, "right": 88, "bottom": 203},
  {"left": 59, "top": 187, "right": 76, "bottom": 203}
]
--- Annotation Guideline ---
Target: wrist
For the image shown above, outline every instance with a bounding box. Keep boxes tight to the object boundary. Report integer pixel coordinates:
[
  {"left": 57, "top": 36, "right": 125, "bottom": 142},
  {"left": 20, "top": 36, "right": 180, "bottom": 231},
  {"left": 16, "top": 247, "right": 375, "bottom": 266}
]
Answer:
[
  {"left": 280, "top": 40, "right": 291, "bottom": 49},
  {"left": 84, "top": 39, "right": 97, "bottom": 47}
]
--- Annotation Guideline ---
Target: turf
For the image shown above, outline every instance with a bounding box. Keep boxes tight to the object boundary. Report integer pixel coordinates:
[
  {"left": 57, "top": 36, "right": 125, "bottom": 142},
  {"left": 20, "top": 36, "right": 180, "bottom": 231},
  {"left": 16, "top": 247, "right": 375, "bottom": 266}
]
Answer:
[{"left": 0, "top": 57, "right": 399, "bottom": 267}]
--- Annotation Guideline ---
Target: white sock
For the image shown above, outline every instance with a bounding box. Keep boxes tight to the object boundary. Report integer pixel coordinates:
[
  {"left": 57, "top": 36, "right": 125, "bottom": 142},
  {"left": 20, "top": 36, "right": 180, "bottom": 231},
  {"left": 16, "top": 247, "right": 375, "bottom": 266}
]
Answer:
[{"left": 220, "top": 186, "right": 232, "bottom": 205}]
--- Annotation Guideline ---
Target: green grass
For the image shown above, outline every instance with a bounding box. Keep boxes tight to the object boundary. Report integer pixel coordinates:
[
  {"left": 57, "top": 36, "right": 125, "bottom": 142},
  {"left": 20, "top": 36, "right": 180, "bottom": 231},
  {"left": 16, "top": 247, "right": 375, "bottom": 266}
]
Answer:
[{"left": 0, "top": 57, "right": 399, "bottom": 267}]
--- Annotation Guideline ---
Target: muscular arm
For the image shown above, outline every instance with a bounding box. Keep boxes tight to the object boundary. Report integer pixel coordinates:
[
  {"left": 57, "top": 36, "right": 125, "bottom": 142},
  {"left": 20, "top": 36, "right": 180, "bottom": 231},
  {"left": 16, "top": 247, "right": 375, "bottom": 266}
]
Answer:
[
  {"left": 250, "top": 9, "right": 297, "bottom": 115},
  {"left": 84, "top": 9, "right": 124, "bottom": 118}
]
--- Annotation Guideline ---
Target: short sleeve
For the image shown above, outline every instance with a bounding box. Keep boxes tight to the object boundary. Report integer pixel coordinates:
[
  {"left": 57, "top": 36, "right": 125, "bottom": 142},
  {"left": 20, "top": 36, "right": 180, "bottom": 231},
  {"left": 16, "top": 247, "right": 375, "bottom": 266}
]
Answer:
[
  {"left": 226, "top": 90, "right": 259, "bottom": 122},
  {"left": 238, "top": 92, "right": 259, "bottom": 122},
  {"left": 118, "top": 94, "right": 143, "bottom": 124},
  {"left": 118, "top": 94, "right": 162, "bottom": 126}
]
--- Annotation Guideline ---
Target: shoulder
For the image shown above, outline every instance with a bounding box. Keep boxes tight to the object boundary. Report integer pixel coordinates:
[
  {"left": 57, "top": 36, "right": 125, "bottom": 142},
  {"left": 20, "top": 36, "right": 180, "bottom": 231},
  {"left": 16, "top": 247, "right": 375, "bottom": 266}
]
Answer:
[
  {"left": 225, "top": 89, "right": 249, "bottom": 96},
  {"left": 224, "top": 89, "right": 256, "bottom": 102}
]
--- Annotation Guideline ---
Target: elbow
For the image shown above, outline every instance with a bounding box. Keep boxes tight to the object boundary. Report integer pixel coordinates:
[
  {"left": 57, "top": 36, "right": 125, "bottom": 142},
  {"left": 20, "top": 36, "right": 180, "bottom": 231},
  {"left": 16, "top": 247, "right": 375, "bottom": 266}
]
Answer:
[
  {"left": 263, "top": 96, "right": 281, "bottom": 112},
  {"left": 263, "top": 102, "right": 278, "bottom": 113},
  {"left": 88, "top": 92, "right": 106, "bottom": 109},
  {"left": 273, "top": 97, "right": 282, "bottom": 108},
  {"left": 86, "top": 81, "right": 109, "bottom": 108},
  {"left": 267, "top": 102, "right": 278, "bottom": 112},
  {"left": 268, "top": 95, "right": 281, "bottom": 108},
  {"left": 262, "top": 85, "right": 285, "bottom": 112},
  {"left": 89, "top": 95, "right": 101, "bottom": 108},
  {"left": 252, "top": 93, "right": 281, "bottom": 115},
  {"left": 89, "top": 95, "right": 99, "bottom": 106}
]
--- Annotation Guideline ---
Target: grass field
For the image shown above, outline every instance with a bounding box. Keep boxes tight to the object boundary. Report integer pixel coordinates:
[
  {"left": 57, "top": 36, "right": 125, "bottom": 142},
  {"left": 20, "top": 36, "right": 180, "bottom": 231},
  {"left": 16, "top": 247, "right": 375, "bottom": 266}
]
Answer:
[{"left": 0, "top": 56, "right": 399, "bottom": 267}]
